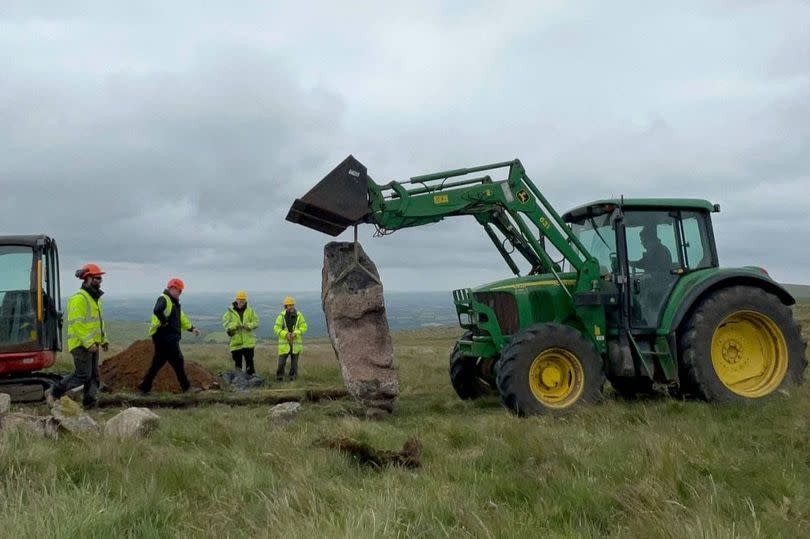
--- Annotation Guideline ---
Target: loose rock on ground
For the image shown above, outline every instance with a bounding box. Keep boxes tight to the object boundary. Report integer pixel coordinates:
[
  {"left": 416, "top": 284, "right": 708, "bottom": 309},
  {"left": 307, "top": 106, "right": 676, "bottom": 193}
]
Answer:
[{"left": 105, "top": 407, "right": 161, "bottom": 438}]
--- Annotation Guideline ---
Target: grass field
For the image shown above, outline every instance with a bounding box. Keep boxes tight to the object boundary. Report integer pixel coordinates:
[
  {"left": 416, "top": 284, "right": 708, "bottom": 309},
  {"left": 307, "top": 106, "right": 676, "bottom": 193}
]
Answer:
[{"left": 0, "top": 305, "right": 808, "bottom": 538}]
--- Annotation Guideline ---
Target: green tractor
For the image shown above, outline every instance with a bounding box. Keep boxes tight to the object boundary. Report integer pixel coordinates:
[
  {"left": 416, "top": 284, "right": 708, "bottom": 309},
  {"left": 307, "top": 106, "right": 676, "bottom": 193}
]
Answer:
[{"left": 288, "top": 156, "right": 806, "bottom": 415}]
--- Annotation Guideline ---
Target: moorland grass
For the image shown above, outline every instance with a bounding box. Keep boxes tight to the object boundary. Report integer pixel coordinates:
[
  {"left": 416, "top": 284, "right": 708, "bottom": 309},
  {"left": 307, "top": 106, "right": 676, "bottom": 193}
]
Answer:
[{"left": 0, "top": 307, "right": 808, "bottom": 538}]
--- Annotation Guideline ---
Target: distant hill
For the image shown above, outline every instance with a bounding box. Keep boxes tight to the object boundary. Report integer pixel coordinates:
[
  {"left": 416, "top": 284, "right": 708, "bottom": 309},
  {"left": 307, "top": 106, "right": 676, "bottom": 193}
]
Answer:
[
  {"left": 784, "top": 284, "right": 810, "bottom": 300},
  {"left": 78, "top": 291, "right": 459, "bottom": 339}
]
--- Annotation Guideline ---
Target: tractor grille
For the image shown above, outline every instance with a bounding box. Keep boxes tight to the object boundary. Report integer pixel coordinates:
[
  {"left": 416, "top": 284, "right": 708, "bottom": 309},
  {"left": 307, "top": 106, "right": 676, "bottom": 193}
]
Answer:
[{"left": 473, "top": 292, "right": 519, "bottom": 336}]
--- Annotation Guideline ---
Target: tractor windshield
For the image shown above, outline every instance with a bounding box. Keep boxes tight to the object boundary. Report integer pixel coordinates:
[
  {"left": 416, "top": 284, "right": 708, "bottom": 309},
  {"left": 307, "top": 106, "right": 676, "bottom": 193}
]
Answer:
[
  {"left": 568, "top": 213, "right": 616, "bottom": 274},
  {"left": 0, "top": 245, "right": 36, "bottom": 349}
]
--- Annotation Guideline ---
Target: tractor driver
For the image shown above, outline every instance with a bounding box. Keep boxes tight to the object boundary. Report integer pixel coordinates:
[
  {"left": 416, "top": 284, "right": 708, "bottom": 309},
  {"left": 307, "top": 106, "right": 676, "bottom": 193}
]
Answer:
[{"left": 630, "top": 225, "right": 672, "bottom": 277}]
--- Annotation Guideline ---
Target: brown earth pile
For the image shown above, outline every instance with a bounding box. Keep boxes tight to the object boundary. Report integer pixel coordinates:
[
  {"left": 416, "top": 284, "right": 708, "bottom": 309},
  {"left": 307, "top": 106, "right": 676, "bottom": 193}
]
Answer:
[{"left": 100, "top": 340, "right": 220, "bottom": 393}]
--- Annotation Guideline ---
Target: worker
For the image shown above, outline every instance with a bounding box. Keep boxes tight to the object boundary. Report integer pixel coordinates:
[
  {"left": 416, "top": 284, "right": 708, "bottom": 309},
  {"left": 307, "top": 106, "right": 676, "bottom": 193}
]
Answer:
[
  {"left": 49, "top": 263, "right": 109, "bottom": 408},
  {"left": 139, "top": 278, "right": 201, "bottom": 394},
  {"left": 273, "top": 296, "right": 307, "bottom": 381},
  {"left": 222, "top": 290, "right": 260, "bottom": 375}
]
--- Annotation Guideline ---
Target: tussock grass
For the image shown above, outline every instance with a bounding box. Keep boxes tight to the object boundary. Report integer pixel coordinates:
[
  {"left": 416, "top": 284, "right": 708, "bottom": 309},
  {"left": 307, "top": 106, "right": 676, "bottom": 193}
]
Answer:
[{"left": 2, "top": 311, "right": 808, "bottom": 537}]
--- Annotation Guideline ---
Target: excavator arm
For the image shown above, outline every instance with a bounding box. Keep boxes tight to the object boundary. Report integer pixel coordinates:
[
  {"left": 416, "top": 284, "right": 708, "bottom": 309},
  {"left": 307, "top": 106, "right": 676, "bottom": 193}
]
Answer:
[{"left": 287, "top": 155, "right": 602, "bottom": 292}]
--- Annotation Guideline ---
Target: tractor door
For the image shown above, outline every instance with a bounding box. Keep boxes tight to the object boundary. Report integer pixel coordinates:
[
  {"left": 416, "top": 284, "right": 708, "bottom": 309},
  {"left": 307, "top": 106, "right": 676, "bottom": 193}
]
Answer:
[
  {"left": 622, "top": 210, "right": 716, "bottom": 328},
  {"left": 623, "top": 212, "right": 681, "bottom": 328}
]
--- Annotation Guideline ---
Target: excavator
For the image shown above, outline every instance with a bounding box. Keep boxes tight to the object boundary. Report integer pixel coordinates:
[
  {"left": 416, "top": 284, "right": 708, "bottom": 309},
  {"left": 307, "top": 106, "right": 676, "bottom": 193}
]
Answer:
[
  {"left": 0, "top": 235, "right": 63, "bottom": 401},
  {"left": 288, "top": 155, "right": 806, "bottom": 415}
]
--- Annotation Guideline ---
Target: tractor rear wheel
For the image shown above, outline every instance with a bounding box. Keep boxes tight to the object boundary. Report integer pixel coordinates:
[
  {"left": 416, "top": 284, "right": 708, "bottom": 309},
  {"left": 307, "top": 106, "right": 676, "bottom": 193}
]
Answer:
[
  {"left": 449, "top": 332, "right": 493, "bottom": 400},
  {"left": 496, "top": 323, "right": 605, "bottom": 415},
  {"left": 678, "top": 286, "right": 806, "bottom": 402}
]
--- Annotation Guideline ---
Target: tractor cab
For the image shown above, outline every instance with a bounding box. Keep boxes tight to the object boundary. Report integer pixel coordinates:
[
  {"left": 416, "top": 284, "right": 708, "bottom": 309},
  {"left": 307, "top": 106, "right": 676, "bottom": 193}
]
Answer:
[
  {"left": 563, "top": 199, "right": 719, "bottom": 330},
  {"left": 0, "top": 235, "right": 62, "bottom": 375}
]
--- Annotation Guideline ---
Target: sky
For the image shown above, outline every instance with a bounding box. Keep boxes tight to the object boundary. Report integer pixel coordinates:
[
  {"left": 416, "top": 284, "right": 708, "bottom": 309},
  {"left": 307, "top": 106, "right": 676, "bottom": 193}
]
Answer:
[{"left": 2, "top": 0, "right": 808, "bottom": 295}]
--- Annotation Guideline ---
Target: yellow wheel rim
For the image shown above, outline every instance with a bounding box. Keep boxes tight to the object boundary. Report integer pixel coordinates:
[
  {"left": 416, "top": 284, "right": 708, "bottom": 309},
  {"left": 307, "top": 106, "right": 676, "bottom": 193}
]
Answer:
[
  {"left": 528, "top": 348, "right": 585, "bottom": 408},
  {"left": 710, "top": 310, "right": 788, "bottom": 398}
]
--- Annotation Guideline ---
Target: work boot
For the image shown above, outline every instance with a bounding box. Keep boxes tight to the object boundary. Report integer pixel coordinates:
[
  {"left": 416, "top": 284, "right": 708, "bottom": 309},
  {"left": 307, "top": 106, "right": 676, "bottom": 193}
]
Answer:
[{"left": 83, "top": 399, "right": 98, "bottom": 410}]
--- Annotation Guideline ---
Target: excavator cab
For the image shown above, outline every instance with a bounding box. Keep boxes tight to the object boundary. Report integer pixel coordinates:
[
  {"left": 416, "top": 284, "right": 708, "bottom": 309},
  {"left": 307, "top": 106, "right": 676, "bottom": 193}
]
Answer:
[{"left": 0, "top": 235, "right": 62, "bottom": 398}]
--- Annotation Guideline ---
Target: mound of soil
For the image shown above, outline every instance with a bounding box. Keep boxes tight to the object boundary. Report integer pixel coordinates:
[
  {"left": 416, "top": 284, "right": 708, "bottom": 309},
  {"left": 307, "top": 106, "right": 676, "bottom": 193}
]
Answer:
[{"left": 100, "top": 340, "right": 221, "bottom": 393}]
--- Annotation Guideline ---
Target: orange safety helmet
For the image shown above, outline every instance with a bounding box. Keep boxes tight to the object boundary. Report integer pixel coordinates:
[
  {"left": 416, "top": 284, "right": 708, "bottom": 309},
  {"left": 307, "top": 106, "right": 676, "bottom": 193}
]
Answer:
[
  {"left": 166, "top": 278, "right": 185, "bottom": 291},
  {"left": 75, "top": 263, "right": 105, "bottom": 279}
]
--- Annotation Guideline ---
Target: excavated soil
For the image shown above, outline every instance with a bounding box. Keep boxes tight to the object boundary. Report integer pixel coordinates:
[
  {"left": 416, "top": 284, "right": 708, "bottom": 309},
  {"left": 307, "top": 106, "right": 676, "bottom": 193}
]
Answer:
[{"left": 100, "top": 340, "right": 220, "bottom": 393}]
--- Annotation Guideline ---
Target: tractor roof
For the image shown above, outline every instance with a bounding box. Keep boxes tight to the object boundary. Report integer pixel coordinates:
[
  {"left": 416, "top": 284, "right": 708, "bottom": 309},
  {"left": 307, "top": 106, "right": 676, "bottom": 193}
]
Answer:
[{"left": 562, "top": 198, "right": 717, "bottom": 222}]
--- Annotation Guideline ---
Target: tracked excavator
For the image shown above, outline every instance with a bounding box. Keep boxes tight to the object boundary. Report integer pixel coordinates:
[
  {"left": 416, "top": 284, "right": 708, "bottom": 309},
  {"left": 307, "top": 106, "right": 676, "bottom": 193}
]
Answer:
[
  {"left": 288, "top": 156, "right": 806, "bottom": 415},
  {"left": 0, "top": 235, "right": 63, "bottom": 401}
]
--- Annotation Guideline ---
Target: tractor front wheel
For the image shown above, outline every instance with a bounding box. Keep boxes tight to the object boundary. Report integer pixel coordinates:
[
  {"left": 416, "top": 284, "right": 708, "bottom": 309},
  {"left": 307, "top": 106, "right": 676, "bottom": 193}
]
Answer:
[
  {"left": 678, "top": 286, "right": 806, "bottom": 402},
  {"left": 449, "top": 333, "right": 494, "bottom": 400},
  {"left": 496, "top": 323, "right": 605, "bottom": 415}
]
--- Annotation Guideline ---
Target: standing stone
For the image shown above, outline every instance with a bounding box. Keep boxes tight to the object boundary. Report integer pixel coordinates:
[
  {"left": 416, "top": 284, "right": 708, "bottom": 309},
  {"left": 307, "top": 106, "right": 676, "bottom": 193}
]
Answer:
[
  {"left": 105, "top": 407, "right": 160, "bottom": 438},
  {"left": 322, "top": 242, "right": 399, "bottom": 412},
  {"left": 0, "top": 393, "right": 10, "bottom": 414}
]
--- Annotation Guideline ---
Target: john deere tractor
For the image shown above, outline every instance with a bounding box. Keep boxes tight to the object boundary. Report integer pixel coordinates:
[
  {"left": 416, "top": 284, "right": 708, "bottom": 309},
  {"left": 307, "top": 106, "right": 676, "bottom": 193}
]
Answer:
[{"left": 288, "top": 156, "right": 806, "bottom": 415}]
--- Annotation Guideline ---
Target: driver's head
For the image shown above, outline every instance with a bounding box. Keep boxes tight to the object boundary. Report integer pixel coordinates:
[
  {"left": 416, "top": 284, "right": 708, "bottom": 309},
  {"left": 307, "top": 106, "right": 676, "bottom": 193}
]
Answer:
[{"left": 640, "top": 225, "right": 659, "bottom": 245}]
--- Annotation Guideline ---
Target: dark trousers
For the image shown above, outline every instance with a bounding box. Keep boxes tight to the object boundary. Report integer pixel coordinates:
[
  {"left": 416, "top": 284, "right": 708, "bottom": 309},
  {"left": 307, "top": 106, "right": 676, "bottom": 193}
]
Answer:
[
  {"left": 231, "top": 347, "right": 255, "bottom": 375},
  {"left": 139, "top": 339, "right": 190, "bottom": 393},
  {"left": 276, "top": 352, "right": 299, "bottom": 381},
  {"left": 52, "top": 347, "right": 99, "bottom": 405}
]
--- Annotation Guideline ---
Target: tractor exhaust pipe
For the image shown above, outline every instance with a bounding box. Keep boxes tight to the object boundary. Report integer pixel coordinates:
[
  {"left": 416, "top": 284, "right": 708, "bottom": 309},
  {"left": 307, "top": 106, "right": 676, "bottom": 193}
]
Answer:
[{"left": 286, "top": 155, "right": 372, "bottom": 236}]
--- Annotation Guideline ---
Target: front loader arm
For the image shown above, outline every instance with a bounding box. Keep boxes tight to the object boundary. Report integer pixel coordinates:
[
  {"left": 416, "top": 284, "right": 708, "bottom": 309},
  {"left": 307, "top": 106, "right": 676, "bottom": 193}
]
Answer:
[{"left": 287, "top": 155, "right": 602, "bottom": 292}]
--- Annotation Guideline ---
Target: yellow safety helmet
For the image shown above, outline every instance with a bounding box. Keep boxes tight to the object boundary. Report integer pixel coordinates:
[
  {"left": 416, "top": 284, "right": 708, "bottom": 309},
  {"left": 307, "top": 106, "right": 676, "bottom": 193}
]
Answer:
[
  {"left": 235, "top": 290, "right": 248, "bottom": 301},
  {"left": 283, "top": 296, "right": 295, "bottom": 306}
]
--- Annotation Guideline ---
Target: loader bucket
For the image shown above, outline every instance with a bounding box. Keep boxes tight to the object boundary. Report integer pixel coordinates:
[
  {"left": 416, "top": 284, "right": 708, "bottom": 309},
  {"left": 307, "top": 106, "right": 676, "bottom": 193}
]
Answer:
[{"left": 286, "top": 155, "right": 372, "bottom": 236}]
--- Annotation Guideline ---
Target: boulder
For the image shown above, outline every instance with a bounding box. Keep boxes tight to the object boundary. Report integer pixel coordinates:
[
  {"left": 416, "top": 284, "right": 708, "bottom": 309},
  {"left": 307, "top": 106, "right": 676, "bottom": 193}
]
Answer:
[
  {"left": 322, "top": 242, "right": 399, "bottom": 410},
  {"left": 0, "top": 393, "right": 9, "bottom": 414},
  {"left": 269, "top": 401, "right": 301, "bottom": 422},
  {"left": 0, "top": 413, "right": 60, "bottom": 439},
  {"left": 105, "top": 407, "right": 160, "bottom": 438},
  {"left": 51, "top": 397, "right": 100, "bottom": 434},
  {"left": 223, "top": 370, "right": 266, "bottom": 391}
]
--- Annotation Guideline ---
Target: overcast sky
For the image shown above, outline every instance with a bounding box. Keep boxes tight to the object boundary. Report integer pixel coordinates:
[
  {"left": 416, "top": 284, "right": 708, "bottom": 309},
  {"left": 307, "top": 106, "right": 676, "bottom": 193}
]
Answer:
[{"left": 2, "top": 0, "right": 808, "bottom": 295}]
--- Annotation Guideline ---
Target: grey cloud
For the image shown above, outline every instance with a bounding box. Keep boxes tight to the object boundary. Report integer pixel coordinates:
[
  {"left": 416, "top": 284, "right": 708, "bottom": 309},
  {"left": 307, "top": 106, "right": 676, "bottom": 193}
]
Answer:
[{"left": 2, "top": 1, "right": 809, "bottom": 293}]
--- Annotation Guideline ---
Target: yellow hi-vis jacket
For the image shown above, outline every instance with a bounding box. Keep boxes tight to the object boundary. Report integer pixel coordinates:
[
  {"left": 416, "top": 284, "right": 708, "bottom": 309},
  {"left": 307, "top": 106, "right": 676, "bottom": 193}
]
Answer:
[
  {"left": 222, "top": 304, "right": 259, "bottom": 351},
  {"left": 148, "top": 293, "right": 193, "bottom": 336},
  {"left": 273, "top": 310, "right": 307, "bottom": 355},
  {"left": 66, "top": 288, "right": 108, "bottom": 352}
]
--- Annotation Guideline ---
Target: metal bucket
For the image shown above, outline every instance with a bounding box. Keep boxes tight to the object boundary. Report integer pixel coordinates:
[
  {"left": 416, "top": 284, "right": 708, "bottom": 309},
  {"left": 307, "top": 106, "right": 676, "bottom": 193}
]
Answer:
[{"left": 286, "top": 155, "right": 371, "bottom": 236}]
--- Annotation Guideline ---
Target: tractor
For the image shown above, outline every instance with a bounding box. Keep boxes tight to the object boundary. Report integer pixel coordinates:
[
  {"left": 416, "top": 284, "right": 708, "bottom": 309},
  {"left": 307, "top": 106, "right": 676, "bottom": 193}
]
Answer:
[
  {"left": 287, "top": 156, "right": 806, "bottom": 415},
  {"left": 0, "top": 235, "right": 64, "bottom": 401}
]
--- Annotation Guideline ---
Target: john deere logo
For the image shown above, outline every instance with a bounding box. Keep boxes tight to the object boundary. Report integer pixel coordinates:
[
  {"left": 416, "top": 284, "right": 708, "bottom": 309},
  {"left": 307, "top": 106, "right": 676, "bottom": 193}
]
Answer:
[{"left": 516, "top": 190, "right": 530, "bottom": 203}]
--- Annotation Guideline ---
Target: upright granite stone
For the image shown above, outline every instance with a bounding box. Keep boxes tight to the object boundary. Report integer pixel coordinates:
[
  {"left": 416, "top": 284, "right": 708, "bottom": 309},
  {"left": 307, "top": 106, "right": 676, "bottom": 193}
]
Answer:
[{"left": 322, "top": 242, "right": 399, "bottom": 411}]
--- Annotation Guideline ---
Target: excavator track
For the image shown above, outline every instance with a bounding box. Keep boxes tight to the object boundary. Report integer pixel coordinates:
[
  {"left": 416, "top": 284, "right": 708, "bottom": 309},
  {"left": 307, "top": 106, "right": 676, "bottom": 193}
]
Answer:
[{"left": 0, "top": 373, "right": 65, "bottom": 403}]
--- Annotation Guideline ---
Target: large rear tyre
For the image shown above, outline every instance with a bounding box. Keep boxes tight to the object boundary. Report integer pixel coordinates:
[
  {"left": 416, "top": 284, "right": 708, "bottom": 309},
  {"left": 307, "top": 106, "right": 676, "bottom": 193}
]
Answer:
[
  {"left": 449, "top": 333, "right": 493, "bottom": 400},
  {"left": 496, "top": 323, "right": 605, "bottom": 416},
  {"left": 678, "top": 286, "right": 806, "bottom": 402}
]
